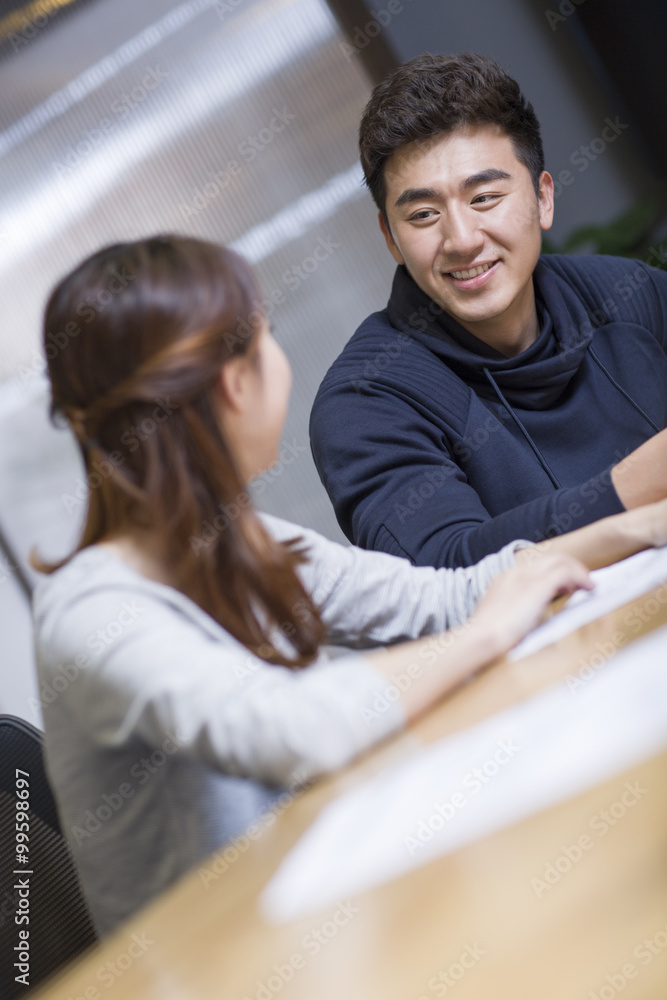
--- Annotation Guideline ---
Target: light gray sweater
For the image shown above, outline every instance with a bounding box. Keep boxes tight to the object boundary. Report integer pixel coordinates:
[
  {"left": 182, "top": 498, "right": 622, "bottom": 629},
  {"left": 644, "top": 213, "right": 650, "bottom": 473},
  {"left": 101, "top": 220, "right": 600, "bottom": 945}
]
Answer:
[{"left": 32, "top": 515, "right": 525, "bottom": 937}]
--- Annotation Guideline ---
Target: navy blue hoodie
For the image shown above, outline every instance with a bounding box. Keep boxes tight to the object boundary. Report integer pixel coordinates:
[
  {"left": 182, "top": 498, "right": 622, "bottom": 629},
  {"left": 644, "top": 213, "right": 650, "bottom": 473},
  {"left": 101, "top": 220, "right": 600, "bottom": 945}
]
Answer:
[{"left": 310, "top": 254, "right": 667, "bottom": 568}]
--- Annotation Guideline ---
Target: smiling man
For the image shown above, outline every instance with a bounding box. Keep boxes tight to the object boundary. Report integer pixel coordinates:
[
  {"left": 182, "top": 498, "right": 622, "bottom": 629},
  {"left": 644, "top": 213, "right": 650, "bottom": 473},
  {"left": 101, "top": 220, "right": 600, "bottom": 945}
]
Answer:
[
  {"left": 309, "top": 52, "right": 667, "bottom": 568},
  {"left": 379, "top": 126, "right": 553, "bottom": 357}
]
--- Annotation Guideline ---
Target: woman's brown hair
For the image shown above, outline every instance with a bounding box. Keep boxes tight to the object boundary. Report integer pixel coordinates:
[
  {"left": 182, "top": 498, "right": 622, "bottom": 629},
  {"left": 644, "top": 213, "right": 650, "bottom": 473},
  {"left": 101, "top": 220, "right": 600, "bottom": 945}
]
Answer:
[{"left": 35, "top": 235, "right": 325, "bottom": 668}]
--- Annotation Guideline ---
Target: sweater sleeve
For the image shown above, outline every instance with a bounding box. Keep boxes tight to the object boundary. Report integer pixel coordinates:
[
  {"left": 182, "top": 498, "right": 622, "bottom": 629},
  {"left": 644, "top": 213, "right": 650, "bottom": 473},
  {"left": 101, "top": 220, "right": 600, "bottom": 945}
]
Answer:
[
  {"left": 641, "top": 261, "right": 667, "bottom": 352},
  {"left": 261, "top": 513, "right": 525, "bottom": 644},
  {"left": 39, "top": 587, "right": 404, "bottom": 789},
  {"left": 311, "top": 376, "right": 625, "bottom": 569}
]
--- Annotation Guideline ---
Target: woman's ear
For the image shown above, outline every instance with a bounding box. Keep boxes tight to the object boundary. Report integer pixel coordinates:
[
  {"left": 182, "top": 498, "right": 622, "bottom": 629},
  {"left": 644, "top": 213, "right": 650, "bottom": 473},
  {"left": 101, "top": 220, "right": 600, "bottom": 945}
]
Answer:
[{"left": 217, "top": 356, "right": 251, "bottom": 415}]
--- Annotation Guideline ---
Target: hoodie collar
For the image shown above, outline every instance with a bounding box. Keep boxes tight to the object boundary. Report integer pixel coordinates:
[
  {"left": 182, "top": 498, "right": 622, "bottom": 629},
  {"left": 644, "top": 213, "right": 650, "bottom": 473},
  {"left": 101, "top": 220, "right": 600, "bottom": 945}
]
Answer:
[{"left": 386, "top": 259, "right": 595, "bottom": 410}]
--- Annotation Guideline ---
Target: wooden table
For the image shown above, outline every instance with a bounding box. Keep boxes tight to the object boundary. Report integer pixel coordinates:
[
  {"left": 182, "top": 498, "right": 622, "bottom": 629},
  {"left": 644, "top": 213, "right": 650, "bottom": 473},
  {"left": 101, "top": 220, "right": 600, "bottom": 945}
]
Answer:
[{"left": 34, "top": 585, "right": 667, "bottom": 1000}]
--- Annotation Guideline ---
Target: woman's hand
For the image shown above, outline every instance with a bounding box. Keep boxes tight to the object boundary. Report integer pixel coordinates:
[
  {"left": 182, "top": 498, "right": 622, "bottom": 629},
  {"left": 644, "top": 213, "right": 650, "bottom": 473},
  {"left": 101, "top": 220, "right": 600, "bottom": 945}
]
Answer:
[
  {"left": 364, "top": 552, "right": 594, "bottom": 724},
  {"left": 470, "top": 552, "right": 594, "bottom": 654}
]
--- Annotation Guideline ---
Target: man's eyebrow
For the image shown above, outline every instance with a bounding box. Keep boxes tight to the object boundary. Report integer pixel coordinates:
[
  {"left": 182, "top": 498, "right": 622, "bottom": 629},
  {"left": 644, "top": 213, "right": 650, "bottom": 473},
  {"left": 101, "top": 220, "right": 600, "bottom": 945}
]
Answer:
[
  {"left": 394, "top": 187, "right": 439, "bottom": 209},
  {"left": 394, "top": 170, "right": 512, "bottom": 209},
  {"left": 460, "top": 168, "right": 511, "bottom": 190}
]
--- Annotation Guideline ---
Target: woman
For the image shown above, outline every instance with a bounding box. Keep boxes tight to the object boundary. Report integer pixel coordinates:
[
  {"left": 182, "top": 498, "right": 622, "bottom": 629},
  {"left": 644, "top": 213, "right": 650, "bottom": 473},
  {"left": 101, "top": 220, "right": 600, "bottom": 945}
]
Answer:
[{"left": 32, "top": 236, "right": 667, "bottom": 937}]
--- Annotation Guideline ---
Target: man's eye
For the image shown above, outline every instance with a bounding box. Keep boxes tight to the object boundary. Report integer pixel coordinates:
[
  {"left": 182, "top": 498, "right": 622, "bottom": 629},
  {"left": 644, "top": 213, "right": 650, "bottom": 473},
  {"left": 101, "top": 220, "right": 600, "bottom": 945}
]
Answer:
[
  {"left": 473, "top": 194, "right": 500, "bottom": 205},
  {"left": 410, "top": 209, "right": 436, "bottom": 221}
]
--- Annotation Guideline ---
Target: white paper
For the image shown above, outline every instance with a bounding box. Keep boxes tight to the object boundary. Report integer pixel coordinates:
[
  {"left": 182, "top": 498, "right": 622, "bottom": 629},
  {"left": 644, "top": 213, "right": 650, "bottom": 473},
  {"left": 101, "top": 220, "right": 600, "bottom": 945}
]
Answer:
[
  {"left": 510, "top": 546, "right": 667, "bottom": 661},
  {"left": 261, "top": 624, "right": 667, "bottom": 923}
]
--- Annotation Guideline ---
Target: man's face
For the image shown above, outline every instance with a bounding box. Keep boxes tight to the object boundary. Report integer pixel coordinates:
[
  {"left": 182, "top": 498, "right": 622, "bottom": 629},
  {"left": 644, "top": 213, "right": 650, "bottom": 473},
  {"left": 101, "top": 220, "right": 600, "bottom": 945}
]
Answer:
[{"left": 379, "top": 124, "right": 554, "bottom": 356}]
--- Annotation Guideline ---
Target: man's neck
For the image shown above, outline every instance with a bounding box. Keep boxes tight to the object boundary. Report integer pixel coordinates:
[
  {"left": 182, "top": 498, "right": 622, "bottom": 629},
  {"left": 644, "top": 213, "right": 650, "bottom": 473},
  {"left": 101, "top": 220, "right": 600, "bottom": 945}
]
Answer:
[
  {"left": 453, "top": 292, "right": 540, "bottom": 358},
  {"left": 481, "top": 317, "right": 539, "bottom": 358}
]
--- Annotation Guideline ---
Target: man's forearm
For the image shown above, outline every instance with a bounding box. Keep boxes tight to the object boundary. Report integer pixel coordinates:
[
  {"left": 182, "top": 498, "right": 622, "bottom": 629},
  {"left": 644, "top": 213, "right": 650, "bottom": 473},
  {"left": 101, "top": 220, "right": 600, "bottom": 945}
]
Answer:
[
  {"left": 517, "top": 500, "right": 667, "bottom": 571},
  {"left": 611, "top": 428, "right": 667, "bottom": 509},
  {"left": 402, "top": 474, "right": 625, "bottom": 569}
]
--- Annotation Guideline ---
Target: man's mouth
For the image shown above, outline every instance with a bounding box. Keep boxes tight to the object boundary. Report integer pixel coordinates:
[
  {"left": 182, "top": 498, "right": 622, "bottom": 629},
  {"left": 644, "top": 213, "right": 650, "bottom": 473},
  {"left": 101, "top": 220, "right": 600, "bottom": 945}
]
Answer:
[
  {"left": 444, "top": 260, "right": 499, "bottom": 286},
  {"left": 447, "top": 260, "right": 497, "bottom": 279}
]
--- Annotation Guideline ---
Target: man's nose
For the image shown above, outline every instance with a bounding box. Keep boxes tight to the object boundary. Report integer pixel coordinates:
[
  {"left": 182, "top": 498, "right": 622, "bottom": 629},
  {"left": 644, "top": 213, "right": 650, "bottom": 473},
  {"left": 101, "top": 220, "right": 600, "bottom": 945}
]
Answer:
[{"left": 440, "top": 209, "right": 485, "bottom": 260}]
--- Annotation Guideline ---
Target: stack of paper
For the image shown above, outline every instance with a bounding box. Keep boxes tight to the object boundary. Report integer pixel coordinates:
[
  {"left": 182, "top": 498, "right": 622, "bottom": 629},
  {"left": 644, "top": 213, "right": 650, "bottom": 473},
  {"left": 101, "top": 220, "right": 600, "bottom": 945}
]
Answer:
[
  {"left": 262, "top": 610, "right": 667, "bottom": 923},
  {"left": 510, "top": 546, "right": 667, "bottom": 660}
]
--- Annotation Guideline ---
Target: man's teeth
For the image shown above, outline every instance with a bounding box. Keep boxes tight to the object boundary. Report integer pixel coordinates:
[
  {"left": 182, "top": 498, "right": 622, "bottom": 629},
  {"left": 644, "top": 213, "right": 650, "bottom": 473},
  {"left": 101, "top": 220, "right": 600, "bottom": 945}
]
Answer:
[{"left": 449, "top": 262, "right": 494, "bottom": 280}]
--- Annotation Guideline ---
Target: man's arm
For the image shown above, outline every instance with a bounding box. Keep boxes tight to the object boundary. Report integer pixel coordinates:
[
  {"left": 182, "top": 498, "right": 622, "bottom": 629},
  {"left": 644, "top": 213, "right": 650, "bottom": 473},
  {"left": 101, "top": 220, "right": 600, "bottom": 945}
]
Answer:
[
  {"left": 607, "top": 261, "right": 667, "bottom": 506},
  {"left": 310, "top": 379, "right": 628, "bottom": 569},
  {"left": 516, "top": 497, "right": 667, "bottom": 571},
  {"left": 611, "top": 428, "right": 667, "bottom": 509}
]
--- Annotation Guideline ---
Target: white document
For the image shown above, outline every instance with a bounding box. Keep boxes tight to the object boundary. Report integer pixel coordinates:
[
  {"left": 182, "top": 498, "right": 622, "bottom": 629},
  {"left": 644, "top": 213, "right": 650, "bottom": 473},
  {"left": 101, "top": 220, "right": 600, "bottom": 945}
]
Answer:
[
  {"left": 510, "top": 546, "right": 667, "bottom": 661},
  {"left": 261, "top": 624, "right": 667, "bottom": 923}
]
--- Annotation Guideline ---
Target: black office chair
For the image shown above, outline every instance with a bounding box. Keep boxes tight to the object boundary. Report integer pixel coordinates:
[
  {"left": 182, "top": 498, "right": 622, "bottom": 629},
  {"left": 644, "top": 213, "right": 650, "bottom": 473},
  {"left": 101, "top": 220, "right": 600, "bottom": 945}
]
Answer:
[{"left": 0, "top": 714, "right": 97, "bottom": 997}]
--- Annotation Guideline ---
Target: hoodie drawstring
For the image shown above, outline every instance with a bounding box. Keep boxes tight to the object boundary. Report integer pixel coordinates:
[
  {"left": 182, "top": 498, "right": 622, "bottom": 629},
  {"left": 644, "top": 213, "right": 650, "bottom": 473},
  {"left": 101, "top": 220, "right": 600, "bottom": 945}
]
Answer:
[
  {"left": 483, "top": 367, "right": 562, "bottom": 489},
  {"left": 483, "top": 345, "right": 660, "bottom": 493},
  {"left": 587, "top": 346, "right": 661, "bottom": 434}
]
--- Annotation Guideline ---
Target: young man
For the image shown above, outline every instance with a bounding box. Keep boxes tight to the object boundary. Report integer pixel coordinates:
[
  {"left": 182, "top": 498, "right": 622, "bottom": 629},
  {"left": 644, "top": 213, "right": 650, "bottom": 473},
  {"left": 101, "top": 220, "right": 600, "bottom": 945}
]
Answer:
[{"left": 310, "top": 52, "right": 667, "bottom": 568}]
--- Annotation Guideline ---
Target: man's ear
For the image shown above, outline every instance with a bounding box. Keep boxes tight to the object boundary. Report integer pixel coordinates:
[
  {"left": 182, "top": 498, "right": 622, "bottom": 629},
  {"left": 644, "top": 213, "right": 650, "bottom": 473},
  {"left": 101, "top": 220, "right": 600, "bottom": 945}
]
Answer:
[
  {"left": 378, "top": 211, "right": 405, "bottom": 266},
  {"left": 537, "top": 170, "right": 555, "bottom": 232},
  {"left": 217, "top": 356, "right": 250, "bottom": 415}
]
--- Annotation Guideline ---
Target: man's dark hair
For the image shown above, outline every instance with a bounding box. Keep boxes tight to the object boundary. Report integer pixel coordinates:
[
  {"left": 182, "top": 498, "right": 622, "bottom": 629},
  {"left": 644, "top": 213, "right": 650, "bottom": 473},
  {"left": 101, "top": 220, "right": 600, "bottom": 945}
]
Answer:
[{"left": 359, "top": 52, "right": 545, "bottom": 221}]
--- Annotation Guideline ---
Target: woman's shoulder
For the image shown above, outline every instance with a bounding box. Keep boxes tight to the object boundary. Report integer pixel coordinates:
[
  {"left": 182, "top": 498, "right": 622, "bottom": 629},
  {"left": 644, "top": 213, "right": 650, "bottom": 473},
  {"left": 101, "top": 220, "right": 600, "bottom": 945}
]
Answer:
[
  {"left": 258, "top": 511, "right": 351, "bottom": 562},
  {"left": 32, "top": 545, "right": 227, "bottom": 675},
  {"left": 33, "top": 544, "right": 167, "bottom": 612}
]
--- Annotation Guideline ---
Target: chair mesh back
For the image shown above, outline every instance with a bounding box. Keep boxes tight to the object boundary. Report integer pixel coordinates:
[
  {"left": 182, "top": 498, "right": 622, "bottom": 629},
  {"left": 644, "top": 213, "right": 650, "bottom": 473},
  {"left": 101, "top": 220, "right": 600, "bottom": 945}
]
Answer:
[{"left": 0, "top": 716, "right": 97, "bottom": 997}]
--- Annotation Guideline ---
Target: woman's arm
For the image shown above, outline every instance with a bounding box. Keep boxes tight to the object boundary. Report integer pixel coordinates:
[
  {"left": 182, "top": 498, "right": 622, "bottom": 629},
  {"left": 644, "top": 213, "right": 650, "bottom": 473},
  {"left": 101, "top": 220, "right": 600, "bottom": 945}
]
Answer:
[
  {"left": 37, "top": 551, "right": 590, "bottom": 787},
  {"left": 515, "top": 498, "right": 667, "bottom": 571},
  {"left": 261, "top": 512, "right": 526, "bottom": 646},
  {"left": 362, "top": 552, "right": 593, "bottom": 723}
]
